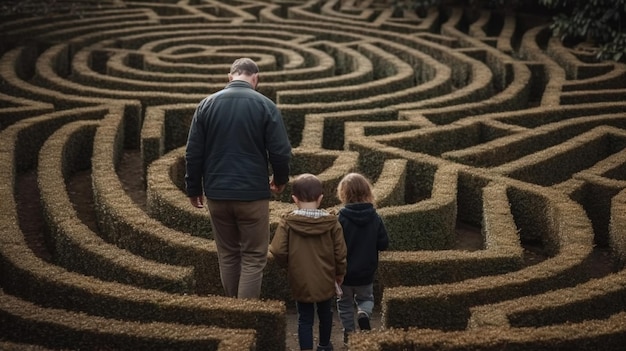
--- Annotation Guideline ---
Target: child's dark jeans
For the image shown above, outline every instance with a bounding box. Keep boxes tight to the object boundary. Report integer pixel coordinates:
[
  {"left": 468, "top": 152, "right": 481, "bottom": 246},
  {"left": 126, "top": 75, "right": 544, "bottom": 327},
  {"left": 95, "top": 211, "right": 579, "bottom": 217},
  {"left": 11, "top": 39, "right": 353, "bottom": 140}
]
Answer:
[{"left": 296, "top": 298, "right": 333, "bottom": 350}]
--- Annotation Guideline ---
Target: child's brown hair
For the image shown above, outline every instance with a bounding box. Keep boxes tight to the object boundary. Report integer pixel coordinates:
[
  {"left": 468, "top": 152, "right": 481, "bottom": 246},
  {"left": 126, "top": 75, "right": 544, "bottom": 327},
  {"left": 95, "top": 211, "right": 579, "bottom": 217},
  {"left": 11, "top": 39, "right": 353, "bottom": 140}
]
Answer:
[
  {"left": 291, "top": 173, "right": 324, "bottom": 202},
  {"left": 336, "top": 172, "right": 374, "bottom": 205}
]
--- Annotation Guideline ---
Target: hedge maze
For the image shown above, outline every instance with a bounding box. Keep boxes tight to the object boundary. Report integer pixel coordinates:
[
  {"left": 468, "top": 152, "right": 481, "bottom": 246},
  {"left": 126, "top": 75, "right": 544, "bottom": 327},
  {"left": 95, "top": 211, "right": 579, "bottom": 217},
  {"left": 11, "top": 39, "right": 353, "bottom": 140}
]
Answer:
[{"left": 1, "top": 0, "right": 625, "bottom": 350}]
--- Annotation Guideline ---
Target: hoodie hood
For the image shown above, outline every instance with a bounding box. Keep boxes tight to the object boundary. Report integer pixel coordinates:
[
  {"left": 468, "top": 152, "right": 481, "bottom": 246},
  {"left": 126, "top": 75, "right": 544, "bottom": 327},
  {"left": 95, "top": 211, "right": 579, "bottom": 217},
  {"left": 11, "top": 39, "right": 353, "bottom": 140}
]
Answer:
[
  {"left": 282, "top": 211, "right": 339, "bottom": 237},
  {"left": 339, "top": 203, "right": 377, "bottom": 227}
]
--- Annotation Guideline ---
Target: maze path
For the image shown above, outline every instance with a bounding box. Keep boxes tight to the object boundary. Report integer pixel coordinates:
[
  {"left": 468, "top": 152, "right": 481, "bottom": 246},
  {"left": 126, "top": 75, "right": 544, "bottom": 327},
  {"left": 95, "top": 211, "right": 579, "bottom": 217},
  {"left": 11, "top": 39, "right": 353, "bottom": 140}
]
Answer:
[{"left": 1, "top": 0, "right": 625, "bottom": 349}]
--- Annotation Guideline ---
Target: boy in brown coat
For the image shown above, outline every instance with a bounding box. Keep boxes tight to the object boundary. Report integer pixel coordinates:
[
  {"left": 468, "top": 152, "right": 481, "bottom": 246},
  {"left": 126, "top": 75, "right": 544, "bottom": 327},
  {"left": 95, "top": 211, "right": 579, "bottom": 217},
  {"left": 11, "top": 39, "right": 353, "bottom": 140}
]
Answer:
[{"left": 270, "top": 173, "right": 347, "bottom": 351}]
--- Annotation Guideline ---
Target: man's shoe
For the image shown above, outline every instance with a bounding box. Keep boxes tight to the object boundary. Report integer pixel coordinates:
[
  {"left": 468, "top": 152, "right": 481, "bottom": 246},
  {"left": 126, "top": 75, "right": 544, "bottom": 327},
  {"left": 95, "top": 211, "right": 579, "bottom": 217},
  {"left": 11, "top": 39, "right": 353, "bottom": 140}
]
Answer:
[{"left": 357, "top": 311, "right": 371, "bottom": 330}]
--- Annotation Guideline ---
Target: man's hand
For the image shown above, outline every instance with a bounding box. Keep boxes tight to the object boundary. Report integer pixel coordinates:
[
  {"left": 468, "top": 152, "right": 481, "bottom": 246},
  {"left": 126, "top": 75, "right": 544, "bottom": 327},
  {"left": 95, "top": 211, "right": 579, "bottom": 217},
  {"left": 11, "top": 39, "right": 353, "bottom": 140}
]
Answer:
[
  {"left": 189, "top": 196, "right": 204, "bottom": 208},
  {"left": 269, "top": 178, "right": 286, "bottom": 194}
]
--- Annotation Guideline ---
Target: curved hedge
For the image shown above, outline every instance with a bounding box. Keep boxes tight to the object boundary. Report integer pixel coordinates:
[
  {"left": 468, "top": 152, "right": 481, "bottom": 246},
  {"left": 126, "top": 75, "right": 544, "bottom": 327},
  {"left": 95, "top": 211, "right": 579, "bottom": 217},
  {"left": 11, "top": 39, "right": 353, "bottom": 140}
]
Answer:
[{"left": 1, "top": 0, "right": 625, "bottom": 349}]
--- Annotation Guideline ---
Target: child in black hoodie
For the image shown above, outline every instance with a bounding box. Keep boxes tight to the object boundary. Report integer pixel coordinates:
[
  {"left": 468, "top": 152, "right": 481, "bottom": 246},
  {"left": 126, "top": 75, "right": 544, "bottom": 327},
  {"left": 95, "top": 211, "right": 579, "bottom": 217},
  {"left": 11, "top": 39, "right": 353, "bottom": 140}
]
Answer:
[{"left": 335, "top": 172, "right": 389, "bottom": 345}]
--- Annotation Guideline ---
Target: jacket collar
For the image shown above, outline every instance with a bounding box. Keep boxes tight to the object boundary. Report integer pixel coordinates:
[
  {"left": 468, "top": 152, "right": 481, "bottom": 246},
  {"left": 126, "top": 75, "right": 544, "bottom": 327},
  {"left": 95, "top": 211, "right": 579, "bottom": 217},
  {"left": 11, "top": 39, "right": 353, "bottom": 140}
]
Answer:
[{"left": 226, "top": 80, "right": 254, "bottom": 89}]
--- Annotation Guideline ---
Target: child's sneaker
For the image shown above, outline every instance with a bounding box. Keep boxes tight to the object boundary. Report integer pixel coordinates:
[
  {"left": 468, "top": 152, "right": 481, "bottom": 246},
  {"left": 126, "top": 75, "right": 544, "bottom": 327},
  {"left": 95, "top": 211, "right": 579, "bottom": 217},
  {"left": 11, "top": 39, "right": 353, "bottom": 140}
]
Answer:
[
  {"left": 357, "top": 311, "right": 371, "bottom": 330},
  {"left": 317, "top": 342, "right": 333, "bottom": 351}
]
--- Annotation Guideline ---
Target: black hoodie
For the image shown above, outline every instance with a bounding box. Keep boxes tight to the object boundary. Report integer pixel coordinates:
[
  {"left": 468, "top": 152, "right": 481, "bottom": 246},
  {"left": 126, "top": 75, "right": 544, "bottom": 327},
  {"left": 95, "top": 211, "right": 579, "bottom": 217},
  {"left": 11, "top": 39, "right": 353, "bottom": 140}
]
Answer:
[{"left": 338, "top": 203, "right": 389, "bottom": 286}]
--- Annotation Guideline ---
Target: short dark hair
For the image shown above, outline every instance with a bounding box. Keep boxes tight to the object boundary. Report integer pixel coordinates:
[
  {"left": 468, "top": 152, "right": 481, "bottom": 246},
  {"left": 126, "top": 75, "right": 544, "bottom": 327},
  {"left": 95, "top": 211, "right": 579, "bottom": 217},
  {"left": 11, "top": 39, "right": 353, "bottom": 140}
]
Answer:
[
  {"left": 291, "top": 173, "right": 323, "bottom": 202},
  {"left": 230, "top": 57, "right": 259, "bottom": 75}
]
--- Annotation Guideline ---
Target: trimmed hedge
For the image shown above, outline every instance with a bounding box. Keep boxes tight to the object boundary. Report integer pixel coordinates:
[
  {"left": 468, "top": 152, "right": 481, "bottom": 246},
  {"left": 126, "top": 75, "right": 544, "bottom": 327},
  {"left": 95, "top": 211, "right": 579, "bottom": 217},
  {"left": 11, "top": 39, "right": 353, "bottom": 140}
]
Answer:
[
  {"left": 2, "top": 2, "right": 626, "bottom": 350},
  {"left": 0, "top": 109, "right": 287, "bottom": 351},
  {"left": 348, "top": 312, "right": 626, "bottom": 350},
  {"left": 38, "top": 119, "right": 196, "bottom": 292},
  {"left": 0, "top": 289, "right": 257, "bottom": 351},
  {"left": 381, "top": 182, "right": 595, "bottom": 330}
]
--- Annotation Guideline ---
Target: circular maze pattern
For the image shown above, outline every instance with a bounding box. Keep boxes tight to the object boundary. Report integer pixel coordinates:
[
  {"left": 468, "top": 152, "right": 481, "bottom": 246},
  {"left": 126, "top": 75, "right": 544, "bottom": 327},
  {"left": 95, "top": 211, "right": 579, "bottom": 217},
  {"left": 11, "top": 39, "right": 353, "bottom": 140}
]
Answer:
[{"left": 1, "top": 1, "right": 625, "bottom": 350}]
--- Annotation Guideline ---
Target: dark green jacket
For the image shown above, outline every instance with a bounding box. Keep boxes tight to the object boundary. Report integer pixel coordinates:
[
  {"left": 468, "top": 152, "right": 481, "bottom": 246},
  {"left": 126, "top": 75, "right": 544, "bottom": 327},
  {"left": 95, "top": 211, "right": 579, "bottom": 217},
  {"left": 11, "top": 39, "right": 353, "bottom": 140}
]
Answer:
[{"left": 185, "top": 80, "right": 291, "bottom": 200}]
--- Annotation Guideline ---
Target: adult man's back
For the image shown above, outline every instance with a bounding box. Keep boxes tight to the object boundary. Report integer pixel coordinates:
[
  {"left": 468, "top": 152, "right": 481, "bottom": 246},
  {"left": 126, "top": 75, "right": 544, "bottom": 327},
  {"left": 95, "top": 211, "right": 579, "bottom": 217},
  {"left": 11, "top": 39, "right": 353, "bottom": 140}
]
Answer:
[{"left": 185, "top": 57, "right": 292, "bottom": 299}]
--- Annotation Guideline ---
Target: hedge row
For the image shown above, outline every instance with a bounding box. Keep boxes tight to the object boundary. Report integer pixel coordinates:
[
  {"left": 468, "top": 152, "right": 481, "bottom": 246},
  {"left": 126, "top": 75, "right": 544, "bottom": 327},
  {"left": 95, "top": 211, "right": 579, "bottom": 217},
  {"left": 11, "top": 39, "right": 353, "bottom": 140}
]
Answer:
[
  {"left": 0, "top": 289, "right": 256, "bottom": 351},
  {"left": 380, "top": 180, "right": 595, "bottom": 329},
  {"left": 0, "top": 107, "right": 286, "bottom": 350},
  {"left": 1, "top": 1, "right": 625, "bottom": 349},
  {"left": 347, "top": 312, "right": 626, "bottom": 350},
  {"left": 38, "top": 119, "right": 196, "bottom": 293}
]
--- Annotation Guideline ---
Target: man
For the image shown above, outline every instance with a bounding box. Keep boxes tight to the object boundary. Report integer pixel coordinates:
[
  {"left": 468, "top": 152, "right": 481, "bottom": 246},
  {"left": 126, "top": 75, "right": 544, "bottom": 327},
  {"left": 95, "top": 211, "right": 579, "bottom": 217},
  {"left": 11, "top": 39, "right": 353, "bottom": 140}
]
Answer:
[{"left": 185, "top": 57, "right": 292, "bottom": 299}]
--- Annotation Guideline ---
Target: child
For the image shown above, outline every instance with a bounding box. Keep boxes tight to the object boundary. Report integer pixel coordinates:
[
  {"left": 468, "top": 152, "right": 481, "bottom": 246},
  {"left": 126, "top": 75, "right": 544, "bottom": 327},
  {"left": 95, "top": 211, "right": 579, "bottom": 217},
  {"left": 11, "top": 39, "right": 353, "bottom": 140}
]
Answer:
[
  {"left": 270, "top": 173, "right": 347, "bottom": 351},
  {"left": 335, "top": 172, "right": 389, "bottom": 345}
]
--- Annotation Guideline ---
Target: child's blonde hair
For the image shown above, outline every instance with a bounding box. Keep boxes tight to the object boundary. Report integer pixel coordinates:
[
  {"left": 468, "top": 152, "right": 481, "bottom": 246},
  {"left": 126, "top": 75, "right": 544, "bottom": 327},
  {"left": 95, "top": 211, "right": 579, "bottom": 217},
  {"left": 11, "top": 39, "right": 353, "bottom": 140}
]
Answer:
[{"left": 337, "top": 172, "right": 374, "bottom": 205}]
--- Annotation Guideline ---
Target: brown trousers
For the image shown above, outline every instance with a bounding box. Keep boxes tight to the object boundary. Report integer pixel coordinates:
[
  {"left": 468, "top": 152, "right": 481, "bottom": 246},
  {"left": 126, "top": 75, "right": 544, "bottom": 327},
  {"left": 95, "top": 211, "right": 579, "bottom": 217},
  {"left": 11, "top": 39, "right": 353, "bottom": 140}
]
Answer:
[{"left": 206, "top": 199, "right": 270, "bottom": 299}]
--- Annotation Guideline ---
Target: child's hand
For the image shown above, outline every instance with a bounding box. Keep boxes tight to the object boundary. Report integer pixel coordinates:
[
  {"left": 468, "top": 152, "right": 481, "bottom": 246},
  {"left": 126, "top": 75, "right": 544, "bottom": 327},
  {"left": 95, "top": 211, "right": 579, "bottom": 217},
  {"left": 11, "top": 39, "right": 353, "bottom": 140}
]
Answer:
[
  {"left": 335, "top": 276, "right": 344, "bottom": 285},
  {"left": 334, "top": 281, "right": 343, "bottom": 298}
]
